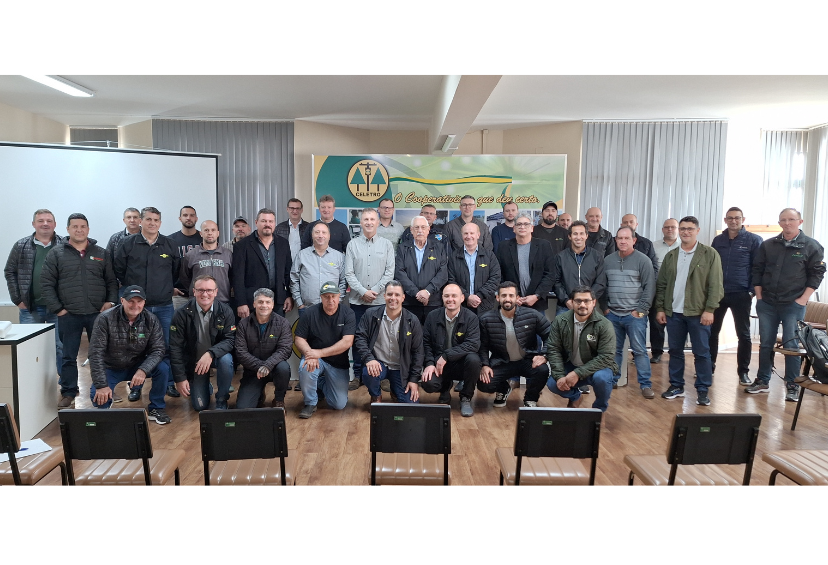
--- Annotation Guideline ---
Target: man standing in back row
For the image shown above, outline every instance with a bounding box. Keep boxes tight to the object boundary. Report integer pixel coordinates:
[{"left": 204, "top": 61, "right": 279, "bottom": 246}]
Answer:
[
  {"left": 301, "top": 195, "right": 352, "bottom": 254},
  {"left": 445, "top": 195, "right": 493, "bottom": 253},
  {"left": 748, "top": 208, "right": 825, "bottom": 401},
  {"left": 649, "top": 218, "right": 680, "bottom": 364},
  {"left": 584, "top": 207, "right": 616, "bottom": 257}
]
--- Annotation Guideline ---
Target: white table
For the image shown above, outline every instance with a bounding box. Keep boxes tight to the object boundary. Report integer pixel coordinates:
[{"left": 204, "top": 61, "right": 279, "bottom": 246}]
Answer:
[{"left": 0, "top": 324, "right": 57, "bottom": 440}]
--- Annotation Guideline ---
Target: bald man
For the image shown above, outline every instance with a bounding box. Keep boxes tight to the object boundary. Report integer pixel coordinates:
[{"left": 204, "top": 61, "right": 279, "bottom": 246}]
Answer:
[
  {"left": 584, "top": 207, "right": 616, "bottom": 257},
  {"left": 620, "top": 214, "right": 659, "bottom": 276},
  {"left": 448, "top": 221, "right": 501, "bottom": 315},
  {"left": 179, "top": 220, "right": 233, "bottom": 304},
  {"left": 557, "top": 213, "right": 572, "bottom": 230}
]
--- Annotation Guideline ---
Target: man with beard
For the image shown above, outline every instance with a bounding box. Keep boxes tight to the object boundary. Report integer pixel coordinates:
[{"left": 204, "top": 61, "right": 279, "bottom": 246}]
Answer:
[
  {"left": 168, "top": 206, "right": 201, "bottom": 311},
  {"left": 179, "top": 220, "right": 233, "bottom": 305},
  {"left": 222, "top": 216, "right": 251, "bottom": 252},
  {"left": 532, "top": 201, "right": 568, "bottom": 256},
  {"left": 477, "top": 281, "right": 552, "bottom": 408},
  {"left": 491, "top": 202, "right": 519, "bottom": 253}
]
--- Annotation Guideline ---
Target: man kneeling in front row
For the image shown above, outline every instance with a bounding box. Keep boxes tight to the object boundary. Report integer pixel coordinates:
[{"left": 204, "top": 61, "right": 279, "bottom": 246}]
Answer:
[
  {"left": 170, "top": 275, "right": 236, "bottom": 410},
  {"left": 294, "top": 281, "right": 356, "bottom": 418},
  {"left": 87, "top": 285, "right": 173, "bottom": 424},
  {"left": 546, "top": 286, "right": 617, "bottom": 412},
  {"left": 355, "top": 280, "right": 423, "bottom": 404}
]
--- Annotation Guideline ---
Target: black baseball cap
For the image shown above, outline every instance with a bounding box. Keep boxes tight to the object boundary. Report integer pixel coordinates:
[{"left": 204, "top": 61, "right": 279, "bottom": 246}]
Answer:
[
  {"left": 542, "top": 201, "right": 558, "bottom": 212},
  {"left": 320, "top": 281, "right": 339, "bottom": 295},
  {"left": 233, "top": 216, "right": 249, "bottom": 225},
  {"left": 121, "top": 285, "right": 146, "bottom": 300}
]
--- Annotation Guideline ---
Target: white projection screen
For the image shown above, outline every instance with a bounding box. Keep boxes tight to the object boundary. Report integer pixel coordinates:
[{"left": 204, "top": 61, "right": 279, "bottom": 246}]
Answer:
[{"left": 0, "top": 142, "right": 218, "bottom": 305}]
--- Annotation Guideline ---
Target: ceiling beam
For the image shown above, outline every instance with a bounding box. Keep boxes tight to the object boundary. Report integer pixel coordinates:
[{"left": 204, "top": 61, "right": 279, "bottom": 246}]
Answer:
[{"left": 429, "top": 75, "right": 501, "bottom": 155}]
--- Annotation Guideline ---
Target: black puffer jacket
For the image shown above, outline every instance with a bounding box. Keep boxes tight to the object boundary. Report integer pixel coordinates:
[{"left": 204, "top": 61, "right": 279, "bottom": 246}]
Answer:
[
  {"left": 40, "top": 238, "right": 118, "bottom": 315},
  {"left": 4, "top": 232, "right": 63, "bottom": 309},
  {"left": 355, "top": 305, "right": 424, "bottom": 384},
  {"left": 114, "top": 233, "right": 180, "bottom": 307},
  {"left": 234, "top": 312, "right": 293, "bottom": 374},
  {"left": 88, "top": 305, "right": 166, "bottom": 389},
  {"left": 423, "top": 306, "right": 481, "bottom": 367},
  {"left": 395, "top": 238, "right": 448, "bottom": 307},
  {"left": 169, "top": 298, "right": 236, "bottom": 382},
  {"left": 752, "top": 230, "right": 826, "bottom": 305},
  {"left": 554, "top": 247, "right": 606, "bottom": 303},
  {"left": 478, "top": 306, "right": 551, "bottom": 367},
  {"left": 633, "top": 232, "right": 660, "bottom": 278}
]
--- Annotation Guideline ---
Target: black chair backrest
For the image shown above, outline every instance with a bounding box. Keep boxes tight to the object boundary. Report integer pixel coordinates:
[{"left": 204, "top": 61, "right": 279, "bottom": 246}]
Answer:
[
  {"left": 199, "top": 407, "right": 288, "bottom": 461},
  {"left": 370, "top": 404, "right": 451, "bottom": 455},
  {"left": 58, "top": 409, "right": 152, "bottom": 461},
  {"left": 667, "top": 413, "right": 761, "bottom": 467},
  {"left": 0, "top": 403, "right": 21, "bottom": 456},
  {"left": 514, "top": 407, "right": 602, "bottom": 459}
]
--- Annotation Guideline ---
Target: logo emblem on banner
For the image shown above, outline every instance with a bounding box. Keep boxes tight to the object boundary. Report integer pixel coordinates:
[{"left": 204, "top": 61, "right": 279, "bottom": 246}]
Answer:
[{"left": 347, "top": 159, "right": 389, "bottom": 202}]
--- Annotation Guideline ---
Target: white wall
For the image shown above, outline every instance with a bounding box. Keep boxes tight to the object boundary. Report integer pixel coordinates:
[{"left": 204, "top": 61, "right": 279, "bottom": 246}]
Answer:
[
  {"left": 0, "top": 100, "right": 67, "bottom": 144},
  {"left": 118, "top": 120, "right": 153, "bottom": 151}
]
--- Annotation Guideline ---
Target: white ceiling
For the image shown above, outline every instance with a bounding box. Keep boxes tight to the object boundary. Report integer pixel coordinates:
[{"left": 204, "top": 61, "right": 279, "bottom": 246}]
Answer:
[{"left": 1, "top": 75, "right": 827, "bottom": 131}]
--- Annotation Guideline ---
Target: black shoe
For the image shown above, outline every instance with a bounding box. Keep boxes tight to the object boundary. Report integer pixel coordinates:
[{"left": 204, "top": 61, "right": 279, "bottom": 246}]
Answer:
[
  {"left": 661, "top": 386, "right": 685, "bottom": 399},
  {"left": 739, "top": 372, "right": 752, "bottom": 386},
  {"left": 348, "top": 378, "right": 363, "bottom": 391},
  {"left": 166, "top": 384, "right": 180, "bottom": 398},
  {"left": 147, "top": 408, "right": 171, "bottom": 425},
  {"left": 785, "top": 383, "right": 800, "bottom": 402},
  {"left": 453, "top": 380, "right": 464, "bottom": 392},
  {"left": 293, "top": 382, "right": 302, "bottom": 391},
  {"left": 299, "top": 404, "right": 317, "bottom": 419},
  {"left": 128, "top": 388, "right": 141, "bottom": 402},
  {"left": 711, "top": 363, "right": 716, "bottom": 375},
  {"left": 437, "top": 391, "right": 451, "bottom": 404},
  {"left": 579, "top": 385, "right": 590, "bottom": 394},
  {"left": 696, "top": 392, "right": 711, "bottom": 406},
  {"left": 650, "top": 354, "right": 662, "bottom": 364}
]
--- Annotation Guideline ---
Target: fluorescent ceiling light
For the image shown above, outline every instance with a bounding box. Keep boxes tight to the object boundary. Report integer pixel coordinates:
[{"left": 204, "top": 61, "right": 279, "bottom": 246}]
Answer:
[
  {"left": 22, "top": 75, "right": 94, "bottom": 97},
  {"left": 441, "top": 134, "right": 456, "bottom": 153}
]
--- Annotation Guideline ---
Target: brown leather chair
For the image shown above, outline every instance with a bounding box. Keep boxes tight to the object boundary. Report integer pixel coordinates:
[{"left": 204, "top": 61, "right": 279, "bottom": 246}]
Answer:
[
  {"left": 199, "top": 407, "right": 294, "bottom": 485},
  {"left": 762, "top": 450, "right": 828, "bottom": 485},
  {"left": 58, "top": 408, "right": 185, "bottom": 485},
  {"left": 0, "top": 403, "right": 67, "bottom": 485},
  {"left": 624, "top": 413, "right": 762, "bottom": 486},
  {"left": 370, "top": 404, "right": 451, "bottom": 485},
  {"left": 496, "top": 407, "right": 602, "bottom": 485}
]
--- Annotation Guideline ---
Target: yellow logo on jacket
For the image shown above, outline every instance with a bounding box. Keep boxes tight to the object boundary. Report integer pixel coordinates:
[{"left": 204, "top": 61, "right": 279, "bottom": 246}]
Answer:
[
  {"left": 456, "top": 332, "right": 464, "bottom": 337},
  {"left": 479, "top": 263, "right": 487, "bottom": 267},
  {"left": 160, "top": 254, "right": 170, "bottom": 259}
]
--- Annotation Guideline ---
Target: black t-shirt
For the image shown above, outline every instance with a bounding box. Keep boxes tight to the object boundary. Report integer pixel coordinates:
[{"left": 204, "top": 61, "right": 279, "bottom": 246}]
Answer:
[
  {"left": 167, "top": 230, "right": 202, "bottom": 258},
  {"left": 295, "top": 302, "right": 356, "bottom": 369}
]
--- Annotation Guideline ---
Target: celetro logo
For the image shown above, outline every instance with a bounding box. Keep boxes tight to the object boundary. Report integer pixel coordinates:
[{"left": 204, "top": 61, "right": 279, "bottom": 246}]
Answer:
[{"left": 347, "top": 159, "right": 389, "bottom": 202}]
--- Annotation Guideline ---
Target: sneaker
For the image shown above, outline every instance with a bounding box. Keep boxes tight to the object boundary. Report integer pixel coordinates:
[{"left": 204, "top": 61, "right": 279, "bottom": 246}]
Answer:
[
  {"left": 661, "top": 386, "right": 685, "bottom": 399},
  {"left": 739, "top": 372, "right": 752, "bottom": 386},
  {"left": 348, "top": 378, "right": 363, "bottom": 391},
  {"left": 696, "top": 392, "right": 711, "bottom": 406},
  {"left": 523, "top": 400, "right": 538, "bottom": 408},
  {"left": 380, "top": 380, "right": 391, "bottom": 392},
  {"left": 650, "top": 354, "right": 662, "bottom": 364},
  {"left": 147, "top": 408, "right": 171, "bottom": 425},
  {"left": 57, "top": 395, "right": 74, "bottom": 409},
  {"left": 437, "top": 391, "right": 451, "bottom": 404},
  {"left": 785, "top": 384, "right": 800, "bottom": 402},
  {"left": 493, "top": 382, "right": 513, "bottom": 408},
  {"left": 112, "top": 392, "right": 123, "bottom": 403},
  {"left": 128, "top": 388, "right": 141, "bottom": 402},
  {"left": 509, "top": 378, "right": 521, "bottom": 390},
  {"left": 566, "top": 395, "right": 583, "bottom": 408},
  {"left": 712, "top": 363, "right": 716, "bottom": 375},
  {"left": 641, "top": 387, "right": 655, "bottom": 399},
  {"left": 166, "top": 384, "right": 180, "bottom": 398},
  {"left": 228, "top": 385, "right": 235, "bottom": 393},
  {"left": 299, "top": 404, "right": 317, "bottom": 419},
  {"left": 579, "top": 385, "right": 590, "bottom": 394},
  {"left": 215, "top": 400, "right": 228, "bottom": 410},
  {"left": 272, "top": 400, "right": 285, "bottom": 409},
  {"left": 745, "top": 380, "right": 769, "bottom": 394},
  {"left": 453, "top": 380, "right": 464, "bottom": 392},
  {"left": 293, "top": 382, "right": 302, "bottom": 391},
  {"left": 370, "top": 395, "right": 382, "bottom": 403},
  {"left": 460, "top": 398, "right": 473, "bottom": 417}
]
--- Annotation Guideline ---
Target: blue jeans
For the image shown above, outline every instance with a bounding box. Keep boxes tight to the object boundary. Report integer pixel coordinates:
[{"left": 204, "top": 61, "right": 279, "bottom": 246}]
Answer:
[
  {"left": 132, "top": 303, "right": 174, "bottom": 392},
  {"left": 57, "top": 312, "right": 99, "bottom": 398},
  {"left": 299, "top": 358, "right": 350, "bottom": 409},
  {"left": 756, "top": 299, "right": 806, "bottom": 385},
  {"left": 19, "top": 305, "right": 62, "bottom": 375},
  {"left": 665, "top": 313, "right": 712, "bottom": 393},
  {"left": 349, "top": 304, "right": 370, "bottom": 382},
  {"left": 363, "top": 360, "right": 417, "bottom": 403},
  {"left": 556, "top": 304, "right": 569, "bottom": 316},
  {"left": 189, "top": 353, "right": 235, "bottom": 411},
  {"left": 546, "top": 362, "right": 614, "bottom": 411},
  {"left": 90, "top": 359, "right": 170, "bottom": 410},
  {"left": 606, "top": 311, "right": 651, "bottom": 388}
]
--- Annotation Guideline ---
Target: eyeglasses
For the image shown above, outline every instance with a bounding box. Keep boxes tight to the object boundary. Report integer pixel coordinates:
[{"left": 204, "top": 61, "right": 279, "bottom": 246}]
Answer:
[
  {"left": 194, "top": 288, "right": 217, "bottom": 294},
  {"left": 572, "top": 298, "right": 593, "bottom": 305},
  {"left": 288, "top": 206, "right": 303, "bottom": 211},
  {"left": 725, "top": 216, "right": 742, "bottom": 221},
  {"left": 678, "top": 227, "right": 698, "bottom": 232},
  {"left": 460, "top": 203, "right": 476, "bottom": 208},
  {"left": 379, "top": 206, "right": 394, "bottom": 210}
]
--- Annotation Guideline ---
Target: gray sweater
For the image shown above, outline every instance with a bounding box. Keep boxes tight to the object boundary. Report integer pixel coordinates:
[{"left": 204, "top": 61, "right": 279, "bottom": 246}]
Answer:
[{"left": 600, "top": 249, "right": 655, "bottom": 315}]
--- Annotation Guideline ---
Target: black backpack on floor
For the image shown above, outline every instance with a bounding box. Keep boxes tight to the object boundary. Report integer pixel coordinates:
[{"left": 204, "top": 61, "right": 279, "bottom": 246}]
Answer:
[{"left": 797, "top": 321, "right": 828, "bottom": 384}]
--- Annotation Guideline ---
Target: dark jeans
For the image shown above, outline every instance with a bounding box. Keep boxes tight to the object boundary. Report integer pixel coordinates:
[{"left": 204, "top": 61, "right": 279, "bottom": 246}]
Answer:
[
  {"left": 19, "top": 305, "right": 62, "bottom": 375},
  {"left": 478, "top": 358, "right": 548, "bottom": 402},
  {"left": 57, "top": 312, "right": 99, "bottom": 398},
  {"left": 404, "top": 304, "right": 439, "bottom": 327},
  {"left": 420, "top": 353, "right": 481, "bottom": 400},
  {"left": 132, "top": 303, "right": 174, "bottom": 393},
  {"left": 236, "top": 361, "right": 291, "bottom": 408},
  {"left": 547, "top": 361, "right": 614, "bottom": 411},
  {"left": 666, "top": 313, "right": 713, "bottom": 393},
  {"left": 648, "top": 308, "right": 666, "bottom": 356},
  {"left": 709, "top": 291, "right": 753, "bottom": 374},
  {"left": 350, "top": 304, "right": 370, "bottom": 383},
  {"left": 91, "top": 360, "right": 170, "bottom": 410},
  {"left": 363, "top": 360, "right": 417, "bottom": 403},
  {"left": 188, "top": 353, "right": 235, "bottom": 411}
]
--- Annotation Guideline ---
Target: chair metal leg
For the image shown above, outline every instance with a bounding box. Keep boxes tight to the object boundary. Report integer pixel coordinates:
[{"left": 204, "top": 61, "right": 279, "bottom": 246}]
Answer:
[
  {"left": 499, "top": 471, "right": 504, "bottom": 485},
  {"left": 791, "top": 387, "right": 806, "bottom": 430},
  {"left": 59, "top": 462, "right": 68, "bottom": 485},
  {"left": 769, "top": 470, "right": 779, "bottom": 485},
  {"left": 174, "top": 468, "right": 181, "bottom": 486},
  {"left": 628, "top": 470, "right": 635, "bottom": 485}
]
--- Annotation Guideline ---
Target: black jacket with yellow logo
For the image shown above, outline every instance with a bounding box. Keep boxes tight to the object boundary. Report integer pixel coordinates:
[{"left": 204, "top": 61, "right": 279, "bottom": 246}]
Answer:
[
  {"left": 394, "top": 238, "right": 448, "bottom": 307},
  {"left": 114, "top": 233, "right": 180, "bottom": 307},
  {"left": 169, "top": 298, "right": 236, "bottom": 383}
]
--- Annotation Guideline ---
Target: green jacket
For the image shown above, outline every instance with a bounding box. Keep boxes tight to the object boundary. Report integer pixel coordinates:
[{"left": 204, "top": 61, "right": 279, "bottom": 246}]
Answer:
[
  {"left": 655, "top": 242, "right": 723, "bottom": 317},
  {"left": 546, "top": 309, "right": 618, "bottom": 380}
]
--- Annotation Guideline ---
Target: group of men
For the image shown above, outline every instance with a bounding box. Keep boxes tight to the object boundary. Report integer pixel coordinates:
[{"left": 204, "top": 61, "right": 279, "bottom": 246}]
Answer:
[{"left": 5, "top": 194, "right": 824, "bottom": 424}]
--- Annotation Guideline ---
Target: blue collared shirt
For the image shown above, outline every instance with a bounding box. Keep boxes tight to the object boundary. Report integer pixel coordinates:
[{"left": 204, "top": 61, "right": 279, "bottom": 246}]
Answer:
[
  {"left": 464, "top": 246, "right": 478, "bottom": 292},
  {"left": 414, "top": 240, "right": 427, "bottom": 273}
]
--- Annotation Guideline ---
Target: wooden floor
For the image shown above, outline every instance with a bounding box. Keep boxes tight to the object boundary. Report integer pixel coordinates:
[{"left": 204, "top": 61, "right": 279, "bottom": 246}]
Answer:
[{"left": 30, "top": 340, "right": 828, "bottom": 486}]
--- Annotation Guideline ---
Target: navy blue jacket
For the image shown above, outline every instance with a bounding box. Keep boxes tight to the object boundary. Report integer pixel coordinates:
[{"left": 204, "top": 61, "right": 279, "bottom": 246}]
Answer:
[
  {"left": 491, "top": 223, "right": 516, "bottom": 253},
  {"left": 711, "top": 227, "right": 763, "bottom": 294}
]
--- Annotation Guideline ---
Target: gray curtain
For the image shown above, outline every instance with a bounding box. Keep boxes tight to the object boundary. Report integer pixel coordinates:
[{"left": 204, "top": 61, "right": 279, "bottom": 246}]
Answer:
[
  {"left": 805, "top": 125, "right": 828, "bottom": 300},
  {"left": 759, "top": 130, "right": 807, "bottom": 226},
  {"left": 152, "top": 120, "right": 294, "bottom": 233},
  {"left": 581, "top": 121, "right": 727, "bottom": 245}
]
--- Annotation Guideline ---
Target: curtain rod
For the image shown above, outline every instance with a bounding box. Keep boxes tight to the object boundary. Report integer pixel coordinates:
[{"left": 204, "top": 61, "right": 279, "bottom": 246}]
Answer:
[{"left": 583, "top": 119, "right": 727, "bottom": 123}]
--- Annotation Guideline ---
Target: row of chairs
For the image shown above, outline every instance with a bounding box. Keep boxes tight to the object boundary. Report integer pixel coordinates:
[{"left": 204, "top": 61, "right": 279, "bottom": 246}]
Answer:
[{"left": 2, "top": 402, "right": 827, "bottom": 486}]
